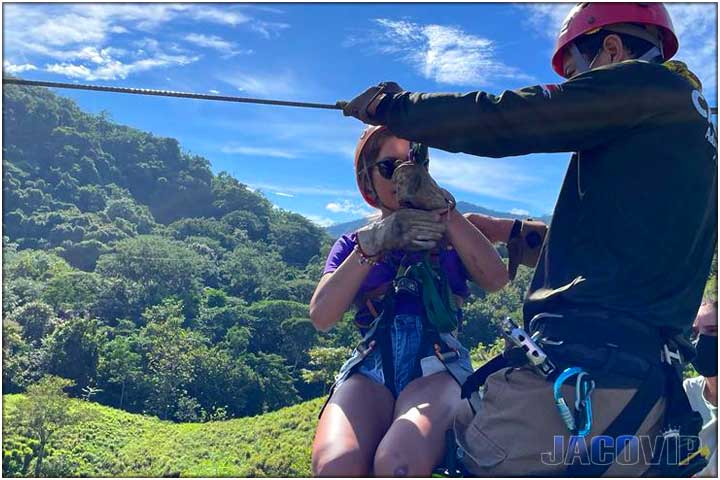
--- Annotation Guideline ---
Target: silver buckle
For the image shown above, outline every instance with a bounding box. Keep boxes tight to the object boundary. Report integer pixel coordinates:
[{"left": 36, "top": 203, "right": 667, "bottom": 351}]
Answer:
[{"left": 661, "top": 344, "right": 683, "bottom": 365}]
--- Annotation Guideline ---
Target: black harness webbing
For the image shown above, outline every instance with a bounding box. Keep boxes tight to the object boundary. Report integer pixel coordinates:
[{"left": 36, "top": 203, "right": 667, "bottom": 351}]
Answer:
[{"left": 565, "top": 363, "right": 666, "bottom": 477}]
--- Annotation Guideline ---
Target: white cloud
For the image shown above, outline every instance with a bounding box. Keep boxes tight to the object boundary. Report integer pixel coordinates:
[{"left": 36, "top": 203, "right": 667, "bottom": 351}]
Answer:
[
  {"left": 45, "top": 63, "right": 93, "bottom": 78},
  {"left": 185, "top": 33, "right": 235, "bottom": 51},
  {"left": 326, "top": 200, "right": 375, "bottom": 217},
  {"left": 250, "top": 21, "right": 291, "bottom": 39},
  {"left": 220, "top": 145, "right": 297, "bottom": 159},
  {"left": 429, "top": 152, "right": 538, "bottom": 201},
  {"left": 521, "top": 4, "right": 573, "bottom": 41},
  {"left": 248, "top": 182, "right": 356, "bottom": 197},
  {"left": 272, "top": 192, "right": 295, "bottom": 198},
  {"left": 3, "top": 62, "right": 38, "bottom": 75},
  {"left": 44, "top": 51, "right": 198, "bottom": 81},
  {"left": 184, "top": 33, "right": 253, "bottom": 58},
  {"left": 209, "top": 89, "right": 220, "bottom": 94},
  {"left": 224, "top": 71, "right": 298, "bottom": 97},
  {"left": 304, "top": 215, "right": 336, "bottom": 228},
  {"left": 3, "top": 4, "right": 286, "bottom": 82},
  {"left": 510, "top": 208, "right": 530, "bottom": 216},
  {"left": 190, "top": 7, "right": 250, "bottom": 27},
  {"left": 349, "top": 18, "right": 533, "bottom": 87},
  {"left": 665, "top": 4, "right": 717, "bottom": 99}
]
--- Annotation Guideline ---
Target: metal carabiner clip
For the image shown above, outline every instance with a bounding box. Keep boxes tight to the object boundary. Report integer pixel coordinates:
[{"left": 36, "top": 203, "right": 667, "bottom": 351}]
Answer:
[{"left": 553, "top": 367, "right": 595, "bottom": 437}]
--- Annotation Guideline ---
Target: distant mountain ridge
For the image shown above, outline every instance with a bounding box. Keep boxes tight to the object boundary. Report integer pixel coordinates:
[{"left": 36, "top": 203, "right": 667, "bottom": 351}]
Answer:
[{"left": 325, "top": 201, "right": 552, "bottom": 237}]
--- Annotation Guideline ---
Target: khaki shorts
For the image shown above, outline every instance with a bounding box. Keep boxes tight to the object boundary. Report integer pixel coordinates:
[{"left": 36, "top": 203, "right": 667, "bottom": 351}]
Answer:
[{"left": 454, "top": 367, "right": 665, "bottom": 477}]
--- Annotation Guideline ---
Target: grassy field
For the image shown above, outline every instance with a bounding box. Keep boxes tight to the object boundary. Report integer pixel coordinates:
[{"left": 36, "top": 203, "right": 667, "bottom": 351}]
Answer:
[{"left": 2, "top": 394, "right": 325, "bottom": 477}]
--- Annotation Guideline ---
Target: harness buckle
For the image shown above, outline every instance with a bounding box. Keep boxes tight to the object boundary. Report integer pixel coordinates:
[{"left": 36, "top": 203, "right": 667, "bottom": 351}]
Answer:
[
  {"left": 661, "top": 344, "right": 683, "bottom": 365},
  {"left": 357, "top": 340, "right": 376, "bottom": 358}
]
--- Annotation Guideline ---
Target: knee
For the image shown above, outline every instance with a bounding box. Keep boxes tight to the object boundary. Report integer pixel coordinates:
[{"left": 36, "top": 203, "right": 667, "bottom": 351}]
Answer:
[
  {"left": 374, "top": 445, "right": 430, "bottom": 477},
  {"left": 312, "top": 447, "right": 369, "bottom": 477}
]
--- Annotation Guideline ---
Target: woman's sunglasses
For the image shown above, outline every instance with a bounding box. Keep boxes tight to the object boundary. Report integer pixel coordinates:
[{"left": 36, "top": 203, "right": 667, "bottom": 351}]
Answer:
[{"left": 370, "top": 142, "right": 430, "bottom": 180}]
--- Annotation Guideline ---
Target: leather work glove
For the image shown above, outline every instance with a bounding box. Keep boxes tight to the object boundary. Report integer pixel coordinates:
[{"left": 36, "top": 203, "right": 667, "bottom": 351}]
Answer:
[
  {"left": 393, "top": 163, "right": 454, "bottom": 211},
  {"left": 393, "top": 142, "right": 455, "bottom": 212},
  {"left": 507, "top": 219, "right": 548, "bottom": 281},
  {"left": 339, "top": 81, "right": 404, "bottom": 125},
  {"left": 356, "top": 208, "right": 447, "bottom": 257}
]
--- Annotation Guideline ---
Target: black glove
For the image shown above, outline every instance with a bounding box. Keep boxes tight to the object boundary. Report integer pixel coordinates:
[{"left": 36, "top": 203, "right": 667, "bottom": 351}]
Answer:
[{"left": 338, "top": 82, "right": 403, "bottom": 124}]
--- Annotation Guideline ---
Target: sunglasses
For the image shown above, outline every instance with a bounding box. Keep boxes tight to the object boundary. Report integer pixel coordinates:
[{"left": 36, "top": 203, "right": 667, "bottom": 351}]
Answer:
[{"left": 369, "top": 142, "right": 430, "bottom": 180}]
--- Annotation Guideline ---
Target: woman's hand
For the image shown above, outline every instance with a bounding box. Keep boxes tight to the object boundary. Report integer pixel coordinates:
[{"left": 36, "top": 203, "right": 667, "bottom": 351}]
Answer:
[{"left": 356, "top": 208, "right": 447, "bottom": 256}]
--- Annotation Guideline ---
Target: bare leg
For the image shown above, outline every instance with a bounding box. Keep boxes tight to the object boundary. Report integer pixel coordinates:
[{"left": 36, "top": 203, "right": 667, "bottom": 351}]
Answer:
[
  {"left": 373, "top": 372, "right": 463, "bottom": 477},
  {"left": 312, "top": 374, "right": 395, "bottom": 477}
]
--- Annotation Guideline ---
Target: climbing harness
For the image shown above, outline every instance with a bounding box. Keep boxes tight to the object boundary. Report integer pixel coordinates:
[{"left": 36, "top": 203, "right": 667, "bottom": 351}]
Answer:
[
  {"left": 4, "top": 77, "right": 717, "bottom": 114},
  {"left": 452, "top": 313, "right": 709, "bottom": 477},
  {"left": 317, "top": 247, "right": 469, "bottom": 407}
]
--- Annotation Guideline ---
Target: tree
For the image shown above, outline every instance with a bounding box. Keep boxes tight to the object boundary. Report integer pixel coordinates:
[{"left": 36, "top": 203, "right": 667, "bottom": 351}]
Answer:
[
  {"left": 219, "top": 244, "right": 289, "bottom": 303},
  {"left": 301, "top": 347, "right": 349, "bottom": 393},
  {"left": 97, "top": 335, "right": 143, "bottom": 409},
  {"left": 269, "top": 211, "right": 324, "bottom": 267},
  {"left": 41, "top": 270, "right": 104, "bottom": 316},
  {"left": 3, "top": 318, "right": 29, "bottom": 393},
  {"left": 3, "top": 249, "right": 72, "bottom": 283},
  {"left": 42, "top": 316, "right": 103, "bottom": 396},
  {"left": 139, "top": 299, "right": 205, "bottom": 420},
  {"left": 244, "top": 352, "right": 300, "bottom": 413},
  {"left": 6, "top": 376, "right": 80, "bottom": 477},
  {"left": 245, "top": 300, "right": 309, "bottom": 355},
  {"left": 187, "top": 345, "right": 256, "bottom": 418},
  {"left": 96, "top": 235, "right": 208, "bottom": 320},
  {"left": 9, "top": 301, "right": 58, "bottom": 347}
]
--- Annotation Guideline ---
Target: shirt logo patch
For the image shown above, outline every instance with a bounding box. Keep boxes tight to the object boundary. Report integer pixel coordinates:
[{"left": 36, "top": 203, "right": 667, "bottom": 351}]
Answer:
[{"left": 541, "top": 84, "right": 561, "bottom": 99}]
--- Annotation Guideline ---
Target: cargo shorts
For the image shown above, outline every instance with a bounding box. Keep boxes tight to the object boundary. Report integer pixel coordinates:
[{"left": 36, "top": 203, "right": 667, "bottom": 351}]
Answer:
[{"left": 454, "top": 366, "right": 666, "bottom": 477}]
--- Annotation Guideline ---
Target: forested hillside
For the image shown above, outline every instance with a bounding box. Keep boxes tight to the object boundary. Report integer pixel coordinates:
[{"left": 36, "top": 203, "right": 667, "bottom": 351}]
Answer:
[{"left": 2, "top": 82, "right": 347, "bottom": 421}]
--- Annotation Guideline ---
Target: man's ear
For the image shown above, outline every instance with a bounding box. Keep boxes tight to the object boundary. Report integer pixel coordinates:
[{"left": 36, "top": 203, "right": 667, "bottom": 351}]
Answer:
[{"left": 602, "top": 34, "right": 626, "bottom": 62}]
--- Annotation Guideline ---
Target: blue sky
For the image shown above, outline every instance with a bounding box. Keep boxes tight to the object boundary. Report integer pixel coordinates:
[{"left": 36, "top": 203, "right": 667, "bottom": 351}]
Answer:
[{"left": 4, "top": 3, "right": 717, "bottom": 226}]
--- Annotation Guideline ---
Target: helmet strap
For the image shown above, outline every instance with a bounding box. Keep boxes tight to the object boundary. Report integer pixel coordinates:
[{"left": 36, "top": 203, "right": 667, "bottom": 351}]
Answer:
[
  {"left": 569, "top": 39, "right": 662, "bottom": 78},
  {"left": 569, "top": 43, "right": 598, "bottom": 77},
  {"left": 637, "top": 46, "right": 662, "bottom": 63}
]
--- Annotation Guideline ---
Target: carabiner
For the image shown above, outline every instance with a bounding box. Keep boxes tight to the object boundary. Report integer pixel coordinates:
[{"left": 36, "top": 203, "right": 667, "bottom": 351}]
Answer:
[{"left": 553, "top": 367, "right": 595, "bottom": 437}]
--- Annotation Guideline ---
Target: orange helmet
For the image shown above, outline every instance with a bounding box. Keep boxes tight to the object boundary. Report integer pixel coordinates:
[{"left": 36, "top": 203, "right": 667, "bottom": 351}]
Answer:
[
  {"left": 552, "top": 3, "right": 679, "bottom": 78},
  {"left": 354, "top": 125, "right": 388, "bottom": 208}
]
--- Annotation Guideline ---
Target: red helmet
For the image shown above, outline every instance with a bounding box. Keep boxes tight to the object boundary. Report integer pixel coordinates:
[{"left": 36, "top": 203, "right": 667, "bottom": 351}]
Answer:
[
  {"left": 552, "top": 3, "right": 679, "bottom": 78},
  {"left": 354, "top": 125, "right": 388, "bottom": 208}
]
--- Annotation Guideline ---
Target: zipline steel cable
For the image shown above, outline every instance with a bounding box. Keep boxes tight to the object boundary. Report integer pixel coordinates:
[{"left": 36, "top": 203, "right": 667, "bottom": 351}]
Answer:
[
  {"left": 3, "top": 77, "right": 718, "bottom": 115},
  {"left": 3, "top": 78, "right": 344, "bottom": 111}
]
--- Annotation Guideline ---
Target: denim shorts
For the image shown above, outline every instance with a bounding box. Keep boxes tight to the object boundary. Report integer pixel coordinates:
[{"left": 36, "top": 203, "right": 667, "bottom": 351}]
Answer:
[{"left": 333, "top": 314, "right": 473, "bottom": 397}]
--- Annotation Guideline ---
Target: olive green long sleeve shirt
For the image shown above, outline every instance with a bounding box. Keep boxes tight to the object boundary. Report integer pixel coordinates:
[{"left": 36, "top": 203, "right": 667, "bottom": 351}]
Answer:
[{"left": 375, "top": 61, "right": 718, "bottom": 334}]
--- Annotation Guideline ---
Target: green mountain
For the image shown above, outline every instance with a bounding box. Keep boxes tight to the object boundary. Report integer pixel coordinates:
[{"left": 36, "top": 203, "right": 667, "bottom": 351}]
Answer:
[
  {"left": 2, "top": 393, "right": 321, "bottom": 477},
  {"left": 2, "top": 81, "right": 351, "bottom": 424}
]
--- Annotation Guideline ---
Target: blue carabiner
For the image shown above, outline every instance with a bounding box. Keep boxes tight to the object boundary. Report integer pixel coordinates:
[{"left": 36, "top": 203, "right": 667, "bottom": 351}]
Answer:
[{"left": 553, "top": 367, "right": 595, "bottom": 437}]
